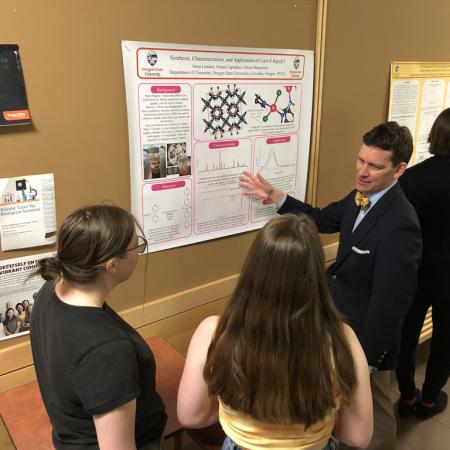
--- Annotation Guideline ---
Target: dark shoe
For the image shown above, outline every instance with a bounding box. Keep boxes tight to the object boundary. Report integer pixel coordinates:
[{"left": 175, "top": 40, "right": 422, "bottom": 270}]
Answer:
[
  {"left": 398, "top": 388, "right": 421, "bottom": 417},
  {"left": 415, "top": 391, "right": 448, "bottom": 419}
]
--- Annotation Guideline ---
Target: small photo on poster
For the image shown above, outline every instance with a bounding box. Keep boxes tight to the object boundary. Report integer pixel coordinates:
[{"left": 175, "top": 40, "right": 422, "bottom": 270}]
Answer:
[
  {"left": 0, "top": 44, "right": 31, "bottom": 126},
  {"left": 143, "top": 144, "right": 167, "bottom": 179},
  {"left": 167, "top": 142, "right": 191, "bottom": 177}
]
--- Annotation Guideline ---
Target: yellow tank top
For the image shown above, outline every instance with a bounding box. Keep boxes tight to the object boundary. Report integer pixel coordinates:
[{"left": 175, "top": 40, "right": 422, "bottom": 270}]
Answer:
[{"left": 218, "top": 398, "right": 340, "bottom": 450}]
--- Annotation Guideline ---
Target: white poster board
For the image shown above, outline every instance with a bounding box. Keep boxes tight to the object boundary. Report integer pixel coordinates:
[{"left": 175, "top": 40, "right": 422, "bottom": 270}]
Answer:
[
  {"left": 0, "top": 173, "right": 56, "bottom": 251},
  {"left": 389, "top": 62, "right": 450, "bottom": 164},
  {"left": 122, "top": 41, "right": 314, "bottom": 252},
  {"left": 0, "top": 252, "right": 53, "bottom": 341}
]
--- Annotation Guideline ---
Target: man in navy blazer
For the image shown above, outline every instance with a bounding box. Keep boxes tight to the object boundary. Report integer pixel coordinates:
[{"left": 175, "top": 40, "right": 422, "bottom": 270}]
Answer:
[{"left": 240, "top": 121, "right": 422, "bottom": 450}]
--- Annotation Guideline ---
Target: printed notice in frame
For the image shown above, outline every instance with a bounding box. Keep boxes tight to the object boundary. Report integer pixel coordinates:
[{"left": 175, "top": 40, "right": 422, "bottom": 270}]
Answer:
[
  {"left": 0, "top": 252, "right": 54, "bottom": 341},
  {"left": 388, "top": 61, "right": 450, "bottom": 164},
  {"left": 0, "top": 174, "right": 57, "bottom": 251}
]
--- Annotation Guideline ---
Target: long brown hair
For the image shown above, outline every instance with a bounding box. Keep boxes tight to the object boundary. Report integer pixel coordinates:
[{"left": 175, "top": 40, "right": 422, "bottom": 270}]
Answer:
[{"left": 204, "top": 214, "right": 356, "bottom": 427}]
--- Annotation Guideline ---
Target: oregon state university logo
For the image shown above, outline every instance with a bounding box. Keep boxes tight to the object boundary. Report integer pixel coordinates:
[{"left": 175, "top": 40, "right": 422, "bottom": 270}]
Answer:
[{"left": 146, "top": 50, "right": 158, "bottom": 66}]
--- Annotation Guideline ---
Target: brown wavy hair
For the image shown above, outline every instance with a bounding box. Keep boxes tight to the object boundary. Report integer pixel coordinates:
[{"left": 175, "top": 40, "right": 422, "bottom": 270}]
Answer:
[
  {"left": 204, "top": 214, "right": 356, "bottom": 427},
  {"left": 34, "top": 204, "right": 139, "bottom": 284}
]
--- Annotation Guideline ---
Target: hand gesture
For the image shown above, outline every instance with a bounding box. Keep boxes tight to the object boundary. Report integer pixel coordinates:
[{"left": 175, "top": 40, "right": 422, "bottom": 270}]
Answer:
[{"left": 239, "top": 171, "right": 274, "bottom": 200}]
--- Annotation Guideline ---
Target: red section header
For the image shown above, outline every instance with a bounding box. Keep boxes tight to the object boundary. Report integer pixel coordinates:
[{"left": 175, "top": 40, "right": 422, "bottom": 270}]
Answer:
[
  {"left": 267, "top": 136, "right": 291, "bottom": 144},
  {"left": 208, "top": 140, "right": 239, "bottom": 149},
  {"left": 150, "top": 86, "right": 181, "bottom": 94},
  {"left": 151, "top": 181, "right": 185, "bottom": 191}
]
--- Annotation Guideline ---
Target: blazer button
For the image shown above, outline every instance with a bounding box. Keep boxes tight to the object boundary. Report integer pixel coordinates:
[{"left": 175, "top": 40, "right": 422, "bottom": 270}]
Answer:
[{"left": 331, "top": 275, "right": 337, "bottom": 280}]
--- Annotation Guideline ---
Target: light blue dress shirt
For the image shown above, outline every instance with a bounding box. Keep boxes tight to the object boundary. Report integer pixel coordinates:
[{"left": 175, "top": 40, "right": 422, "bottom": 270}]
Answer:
[
  {"left": 276, "top": 181, "right": 397, "bottom": 230},
  {"left": 352, "top": 181, "right": 397, "bottom": 232}
]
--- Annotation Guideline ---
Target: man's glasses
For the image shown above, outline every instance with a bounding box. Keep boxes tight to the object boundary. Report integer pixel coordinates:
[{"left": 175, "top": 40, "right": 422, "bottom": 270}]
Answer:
[{"left": 126, "top": 235, "right": 148, "bottom": 255}]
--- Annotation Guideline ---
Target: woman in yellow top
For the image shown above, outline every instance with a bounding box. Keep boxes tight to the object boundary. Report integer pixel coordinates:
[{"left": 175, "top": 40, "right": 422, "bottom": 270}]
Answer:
[{"left": 178, "top": 214, "right": 373, "bottom": 449}]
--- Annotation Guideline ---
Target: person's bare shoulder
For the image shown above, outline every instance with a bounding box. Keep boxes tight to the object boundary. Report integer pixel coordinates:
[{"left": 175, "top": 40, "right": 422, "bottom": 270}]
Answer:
[
  {"left": 191, "top": 315, "right": 219, "bottom": 343},
  {"left": 343, "top": 323, "right": 357, "bottom": 341},
  {"left": 201, "top": 315, "right": 219, "bottom": 330}
]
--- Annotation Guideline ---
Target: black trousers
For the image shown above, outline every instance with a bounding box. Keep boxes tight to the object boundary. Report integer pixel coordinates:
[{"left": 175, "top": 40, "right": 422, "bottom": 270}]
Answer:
[{"left": 396, "top": 265, "right": 450, "bottom": 403}]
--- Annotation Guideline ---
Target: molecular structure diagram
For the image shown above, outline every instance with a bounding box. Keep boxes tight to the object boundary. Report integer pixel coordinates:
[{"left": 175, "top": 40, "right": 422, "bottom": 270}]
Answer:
[
  {"left": 255, "top": 86, "right": 295, "bottom": 123},
  {"left": 201, "top": 84, "right": 247, "bottom": 139}
]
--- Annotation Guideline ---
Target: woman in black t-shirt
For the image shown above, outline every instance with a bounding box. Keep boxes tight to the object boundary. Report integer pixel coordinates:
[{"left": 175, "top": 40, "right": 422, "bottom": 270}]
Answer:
[{"left": 30, "top": 205, "right": 167, "bottom": 450}]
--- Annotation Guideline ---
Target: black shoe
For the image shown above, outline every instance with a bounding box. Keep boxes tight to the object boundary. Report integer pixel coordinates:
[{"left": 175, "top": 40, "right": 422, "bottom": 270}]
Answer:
[
  {"left": 398, "top": 388, "right": 421, "bottom": 417},
  {"left": 415, "top": 391, "right": 448, "bottom": 419}
]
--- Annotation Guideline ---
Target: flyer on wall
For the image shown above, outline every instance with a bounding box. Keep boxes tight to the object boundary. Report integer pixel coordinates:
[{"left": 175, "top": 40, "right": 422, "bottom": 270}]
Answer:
[
  {"left": 0, "top": 44, "right": 31, "bottom": 126},
  {"left": 122, "top": 41, "right": 314, "bottom": 252},
  {"left": 388, "top": 61, "right": 450, "bottom": 164},
  {"left": 0, "top": 173, "right": 57, "bottom": 251},
  {"left": 0, "top": 252, "right": 53, "bottom": 341}
]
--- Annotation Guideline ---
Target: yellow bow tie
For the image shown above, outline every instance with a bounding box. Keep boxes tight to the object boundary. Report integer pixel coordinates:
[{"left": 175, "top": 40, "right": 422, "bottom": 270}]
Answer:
[{"left": 355, "top": 191, "right": 371, "bottom": 210}]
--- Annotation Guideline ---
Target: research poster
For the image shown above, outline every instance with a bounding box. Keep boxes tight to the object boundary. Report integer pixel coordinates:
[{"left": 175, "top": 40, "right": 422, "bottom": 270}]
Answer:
[
  {"left": 122, "top": 41, "right": 314, "bottom": 252},
  {"left": 0, "top": 252, "right": 53, "bottom": 341},
  {"left": 389, "top": 62, "right": 450, "bottom": 164},
  {"left": 0, "top": 173, "right": 57, "bottom": 251}
]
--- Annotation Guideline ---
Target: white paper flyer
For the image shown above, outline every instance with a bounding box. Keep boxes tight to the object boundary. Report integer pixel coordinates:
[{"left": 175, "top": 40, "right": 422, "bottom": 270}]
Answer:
[
  {"left": 0, "top": 252, "right": 53, "bottom": 341},
  {"left": 122, "top": 41, "right": 314, "bottom": 252},
  {"left": 0, "top": 173, "right": 57, "bottom": 251},
  {"left": 389, "top": 62, "right": 450, "bottom": 164}
]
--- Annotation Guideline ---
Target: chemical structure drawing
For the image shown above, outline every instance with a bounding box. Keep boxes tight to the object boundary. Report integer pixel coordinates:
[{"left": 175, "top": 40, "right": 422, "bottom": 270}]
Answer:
[
  {"left": 201, "top": 84, "right": 247, "bottom": 139},
  {"left": 255, "top": 86, "right": 295, "bottom": 123}
]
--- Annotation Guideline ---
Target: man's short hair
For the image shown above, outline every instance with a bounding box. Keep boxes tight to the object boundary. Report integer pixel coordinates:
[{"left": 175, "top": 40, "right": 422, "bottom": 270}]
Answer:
[
  {"left": 363, "top": 121, "right": 413, "bottom": 166},
  {"left": 428, "top": 108, "right": 450, "bottom": 157}
]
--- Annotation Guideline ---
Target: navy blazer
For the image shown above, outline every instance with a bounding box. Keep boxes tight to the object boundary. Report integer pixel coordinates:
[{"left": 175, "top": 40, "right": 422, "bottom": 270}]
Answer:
[{"left": 279, "top": 183, "right": 422, "bottom": 370}]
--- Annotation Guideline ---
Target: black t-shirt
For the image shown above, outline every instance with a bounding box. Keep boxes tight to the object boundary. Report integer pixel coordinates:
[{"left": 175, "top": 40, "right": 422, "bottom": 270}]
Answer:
[{"left": 30, "top": 281, "right": 167, "bottom": 449}]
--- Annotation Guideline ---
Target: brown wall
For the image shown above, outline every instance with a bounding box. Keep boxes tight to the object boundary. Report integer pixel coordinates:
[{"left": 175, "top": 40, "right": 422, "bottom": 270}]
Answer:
[
  {"left": 318, "top": 0, "right": 450, "bottom": 207},
  {"left": 0, "top": 0, "right": 317, "bottom": 390},
  {"left": 3, "top": 0, "right": 447, "bottom": 391}
]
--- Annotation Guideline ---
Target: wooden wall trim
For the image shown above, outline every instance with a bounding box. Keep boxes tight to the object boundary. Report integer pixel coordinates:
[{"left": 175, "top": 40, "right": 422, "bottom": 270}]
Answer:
[
  {"left": 419, "top": 308, "right": 433, "bottom": 344},
  {"left": 0, "top": 274, "right": 238, "bottom": 392},
  {"left": 323, "top": 241, "right": 338, "bottom": 263},
  {"left": 0, "top": 243, "right": 339, "bottom": 392},
  {"left": 1, "top": 240, "right": 431, "bottom": 393},
  {"left": 307, "top": 0, "right": 328, "bottom": 204},
  {"left": 0, "top": 295, "right": 231, "bottom": 394},
  {"left": 122, "top": 274, "right": 238, "bottom": 328}
]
